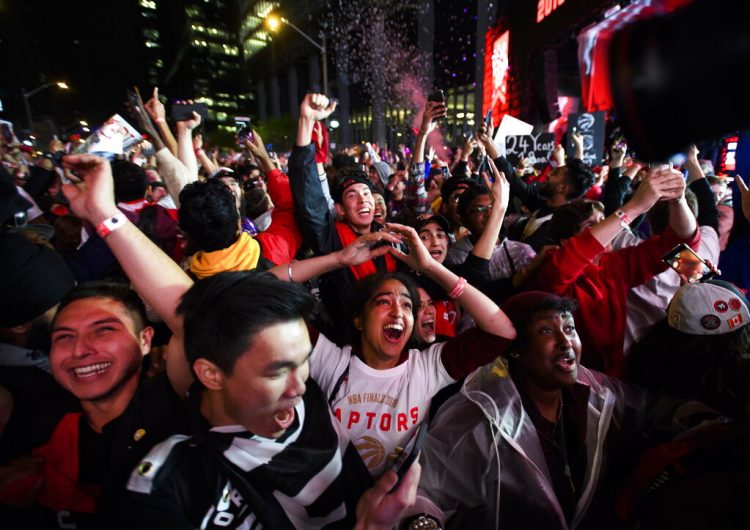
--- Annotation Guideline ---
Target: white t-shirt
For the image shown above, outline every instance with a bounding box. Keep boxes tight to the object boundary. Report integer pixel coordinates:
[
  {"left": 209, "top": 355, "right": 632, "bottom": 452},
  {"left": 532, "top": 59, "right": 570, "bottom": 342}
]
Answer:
[{"left": 310, "top": 333, "right": 454, "bottom": 478}]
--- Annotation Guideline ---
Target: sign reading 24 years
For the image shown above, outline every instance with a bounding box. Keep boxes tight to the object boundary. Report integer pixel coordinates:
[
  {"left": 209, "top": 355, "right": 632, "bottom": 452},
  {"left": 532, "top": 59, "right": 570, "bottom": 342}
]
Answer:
[{"left": 504, "top": 132, "right": 555, "bottom": 166}]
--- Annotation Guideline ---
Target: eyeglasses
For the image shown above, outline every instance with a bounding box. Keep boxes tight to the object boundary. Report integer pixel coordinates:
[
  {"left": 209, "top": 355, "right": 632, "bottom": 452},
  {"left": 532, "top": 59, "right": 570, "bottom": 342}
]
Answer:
[{"left": 469, "top": 204, "right": 493, "bottom": 215}]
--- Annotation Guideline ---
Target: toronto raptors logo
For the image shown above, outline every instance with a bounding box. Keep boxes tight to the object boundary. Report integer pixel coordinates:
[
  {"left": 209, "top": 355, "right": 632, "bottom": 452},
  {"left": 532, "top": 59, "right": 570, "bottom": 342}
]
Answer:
[
  {"left": 714, "top": 300, "right": 729, "bottom": 313},
  {"left": 354, "top": 436, "right": 386, "bottom": 469}
]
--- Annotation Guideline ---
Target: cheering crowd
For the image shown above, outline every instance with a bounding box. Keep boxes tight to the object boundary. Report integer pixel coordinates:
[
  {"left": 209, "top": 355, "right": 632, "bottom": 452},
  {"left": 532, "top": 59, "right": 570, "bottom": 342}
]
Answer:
[{"left": 1, "top": 87, "right": 749, "bottom": 530}]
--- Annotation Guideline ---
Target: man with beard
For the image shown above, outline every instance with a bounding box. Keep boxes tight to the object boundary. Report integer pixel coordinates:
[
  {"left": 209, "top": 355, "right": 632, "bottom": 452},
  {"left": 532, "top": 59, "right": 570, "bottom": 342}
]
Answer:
[{"left": 476, "top": 124, "right": 596, "bottom": 251}]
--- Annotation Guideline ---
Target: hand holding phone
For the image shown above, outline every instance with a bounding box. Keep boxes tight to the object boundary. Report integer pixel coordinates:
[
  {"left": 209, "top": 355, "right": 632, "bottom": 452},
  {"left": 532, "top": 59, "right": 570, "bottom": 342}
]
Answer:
[
  {"left": 662, "top": 243, "right": 717, "bottom": 283},
  {"left": 171, "top": 102, "right": 208, "bottom": 122},
  {"left": 388, "top": 422, "right": 427, "bottom": 493},
  {"left": 235, "top": 116, "right": 253, "bottom": 144}
]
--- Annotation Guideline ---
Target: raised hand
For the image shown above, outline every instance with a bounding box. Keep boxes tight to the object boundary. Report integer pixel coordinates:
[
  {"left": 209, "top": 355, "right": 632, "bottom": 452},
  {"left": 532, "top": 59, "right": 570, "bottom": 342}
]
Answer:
[
  {"left": 485, "top": 157, "right": 510, "bottom": 213},
  {"left": 629, "top": 166, "right": 686, "bottom": 214},
  {"left": 193, "top": 133, "right": 203, "bottom": 151},
  {"left": 300, "top": 93, "right": 337, "bottom": 122},
  {"left": 60, "top": 154, "right": 119, "bottom": 224},
  {"left": 337, "top": 232, "right": 403, "bottom": 268},
  {"left": 419, "top": 100, "right": 446, "bottom": 135},
  {"left": 143, "top": 87, "right": 167, "bottom": 124},
  {"left": 385, "top": 222, "right": 437, "bottom": 272}
]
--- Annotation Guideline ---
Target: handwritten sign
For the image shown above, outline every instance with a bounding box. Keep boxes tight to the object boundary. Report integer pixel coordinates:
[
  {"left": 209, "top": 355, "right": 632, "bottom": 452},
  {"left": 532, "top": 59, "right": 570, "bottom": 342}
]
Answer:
[
  {"left": 504, "top": 132, "right": 556, "bottom": 166},
  {"left": 566, "top": 111, "right": 605, "bottom": 166}
]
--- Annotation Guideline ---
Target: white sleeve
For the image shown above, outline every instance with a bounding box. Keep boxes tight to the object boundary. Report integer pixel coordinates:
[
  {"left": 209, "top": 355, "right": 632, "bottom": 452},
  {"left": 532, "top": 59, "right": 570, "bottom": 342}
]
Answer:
[{"left": 308, "top": 333, "right": 351, "bottom": 398}]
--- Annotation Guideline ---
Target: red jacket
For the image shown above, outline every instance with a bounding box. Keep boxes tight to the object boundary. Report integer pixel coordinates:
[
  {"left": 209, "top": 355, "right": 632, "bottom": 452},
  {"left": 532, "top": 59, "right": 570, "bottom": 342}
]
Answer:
[
  {"left": 256, "top": 169, "right": 303, "bottom": 265},
  {"left": 529, "top": 226, "right": 701, "bottom": 376}
]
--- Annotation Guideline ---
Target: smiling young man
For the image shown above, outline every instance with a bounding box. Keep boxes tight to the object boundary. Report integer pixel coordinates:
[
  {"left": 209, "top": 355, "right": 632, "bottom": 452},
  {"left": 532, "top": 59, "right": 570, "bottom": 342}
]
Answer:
[
  {"left": 1, "top": 282, "right": 190, "bottom": 529},
  {"left": 290, "top": 94, "right": 397, "bottom": 343}
]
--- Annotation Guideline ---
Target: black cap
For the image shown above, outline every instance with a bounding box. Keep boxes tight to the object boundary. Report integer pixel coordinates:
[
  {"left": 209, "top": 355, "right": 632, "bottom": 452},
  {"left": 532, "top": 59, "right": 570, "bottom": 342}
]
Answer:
[
  {"left": 332, "top": 171, "right": 373, "bottom": 203},
  {"left": 414, "top": 214, "right": 450, "bottom": 235},
  {"left": 440, "top": 177, "right": 473, "bottom": 203},
  {"left": 0, "top": 234, "right": 75, "bottom": 327}
]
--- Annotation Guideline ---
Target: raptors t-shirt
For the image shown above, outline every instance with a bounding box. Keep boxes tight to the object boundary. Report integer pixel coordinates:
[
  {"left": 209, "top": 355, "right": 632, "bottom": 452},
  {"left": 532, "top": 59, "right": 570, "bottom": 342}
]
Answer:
[{"left": 309, "top": 334, "right": 453, "bottom": 478}]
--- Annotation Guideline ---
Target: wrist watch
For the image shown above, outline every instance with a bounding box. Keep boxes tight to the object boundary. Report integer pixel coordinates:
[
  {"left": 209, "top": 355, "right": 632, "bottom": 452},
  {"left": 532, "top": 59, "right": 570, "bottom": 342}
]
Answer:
[{"left": 407, "top": 514, "right": 442, "bottom": 530}]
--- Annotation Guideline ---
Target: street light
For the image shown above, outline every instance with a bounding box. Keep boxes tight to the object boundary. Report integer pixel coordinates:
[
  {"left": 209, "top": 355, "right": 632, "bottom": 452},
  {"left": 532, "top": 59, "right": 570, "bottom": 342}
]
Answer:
[
  {"left": 21, "top": 81, "right": 69, "bottom": 130},
  {"left": 266, "top": 14, "right": 328, "bottom": 97}
]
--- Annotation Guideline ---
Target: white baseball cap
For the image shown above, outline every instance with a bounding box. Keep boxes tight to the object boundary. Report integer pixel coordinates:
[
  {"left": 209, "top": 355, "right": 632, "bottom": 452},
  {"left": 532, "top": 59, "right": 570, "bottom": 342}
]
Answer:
[{"left": 667, "top": 279, "right": 750, "bottom": 335}]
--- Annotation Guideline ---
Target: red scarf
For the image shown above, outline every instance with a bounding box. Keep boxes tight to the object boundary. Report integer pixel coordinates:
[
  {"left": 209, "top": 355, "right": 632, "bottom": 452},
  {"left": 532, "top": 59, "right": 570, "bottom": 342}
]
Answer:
[
  {"left": 335, "top": 222, "right": 396, "bottom": 280},
  {"left": 33, "top": 412, "right": 100, "bottom": 513}
]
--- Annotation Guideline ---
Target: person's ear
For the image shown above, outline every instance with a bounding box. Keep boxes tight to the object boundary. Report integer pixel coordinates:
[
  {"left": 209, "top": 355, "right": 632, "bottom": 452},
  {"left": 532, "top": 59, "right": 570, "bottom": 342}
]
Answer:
[
  {"left": 139, "top": 326, "right": 155, "bottom": 356},
  {"left": 193, "top": 358, "right": 225, "bottom": 390},
  {"left": 334, "top": 202, "right": 346, "bottom": 218},
  {"left": 353, "top": 316, "right": 363, "bottom": 331}
]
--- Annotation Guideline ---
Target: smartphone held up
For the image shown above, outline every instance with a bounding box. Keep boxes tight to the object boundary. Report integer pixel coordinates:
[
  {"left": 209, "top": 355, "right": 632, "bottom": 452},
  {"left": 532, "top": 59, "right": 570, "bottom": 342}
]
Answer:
[
  {"left": 235, "top": 116, "right": 253, "bottom": 144},
  {"left": 662, "top": 243, "right": 717, "bottom": 284}
]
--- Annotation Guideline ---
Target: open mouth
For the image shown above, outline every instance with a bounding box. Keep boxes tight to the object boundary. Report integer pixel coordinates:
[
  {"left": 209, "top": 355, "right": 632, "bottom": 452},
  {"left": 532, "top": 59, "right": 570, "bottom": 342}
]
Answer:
[
  {"left": 274, "top": 407, "right": 296, "bottom": 431},
  {"left": 383, "top": 322, "right": 405, "bottom": 342},
  {"left": 357, "top": 207, "right": 372, "bottom": 216},
  {"left": 72, "top": 362, "right": 112, "bottom": 378},
  {"left": 421, "top": 318, "right": 435, "bottom": 334},
  {"left": 374, "top": 211, "right": 385, "bottom": 222},
  {"left": 429, "top": 249, "right": 443, "bottom": 260},
  {"left": 554, "top": 353, "right": 577, "bottom": 373}
]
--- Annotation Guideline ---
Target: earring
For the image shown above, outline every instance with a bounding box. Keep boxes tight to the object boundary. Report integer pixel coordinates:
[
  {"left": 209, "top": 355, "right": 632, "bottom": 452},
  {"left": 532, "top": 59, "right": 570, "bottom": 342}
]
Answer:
[{"left": 509, "top": 351, "right": 519, "bottom": 359}]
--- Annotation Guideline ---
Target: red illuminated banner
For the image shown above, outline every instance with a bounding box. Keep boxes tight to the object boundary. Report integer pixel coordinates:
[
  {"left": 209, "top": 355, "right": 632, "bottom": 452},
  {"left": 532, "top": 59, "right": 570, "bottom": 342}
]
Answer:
[
  {"left": 718, "top": 135, "right": 739, "bottom": 173},
  {"left": 537, "top": 0, "right": 566, "bottom": 23},
  {"left": 483, "top": 18, "right": 510, "bottom": 128}
]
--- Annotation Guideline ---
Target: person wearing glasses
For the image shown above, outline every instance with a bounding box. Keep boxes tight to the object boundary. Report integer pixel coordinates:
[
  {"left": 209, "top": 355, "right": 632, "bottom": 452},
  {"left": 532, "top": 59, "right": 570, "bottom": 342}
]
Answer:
[{"left": 444, "top": 182, "right": 537, "bottom": 302}]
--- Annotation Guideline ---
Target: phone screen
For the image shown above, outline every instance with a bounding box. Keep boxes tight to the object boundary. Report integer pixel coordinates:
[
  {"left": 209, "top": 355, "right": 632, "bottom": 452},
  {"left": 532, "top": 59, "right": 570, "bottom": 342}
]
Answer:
[
  {"left": 389, "top": 422, "right": 427, "bottom": 493},
  {"left": 484, "top": 109, "right": 492, "bottom": 126},
  {"left": 662, "top": 243, "right": 715, "bottom": 283},
  {"left": 235, "top": 116, "right": 253, "bottom": 143}
]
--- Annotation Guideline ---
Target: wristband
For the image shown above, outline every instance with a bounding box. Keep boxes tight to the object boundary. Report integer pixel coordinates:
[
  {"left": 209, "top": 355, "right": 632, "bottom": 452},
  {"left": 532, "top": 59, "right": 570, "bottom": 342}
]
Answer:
[
  {"left": 614, "top": 209, "right": 631, "bottom": 229},
  {"left": 95, "top": 213, "right": 129, "bottom": 238},
  {"left": 448, "top": 276, "right": 468, "bottom": 299}
]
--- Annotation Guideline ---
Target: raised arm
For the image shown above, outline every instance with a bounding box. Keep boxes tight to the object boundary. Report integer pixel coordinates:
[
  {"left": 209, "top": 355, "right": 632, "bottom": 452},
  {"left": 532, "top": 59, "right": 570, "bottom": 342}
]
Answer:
[
  {"left": 143, "top": 87, "right": 178, "bottom": 156},
  {"left": 590, "top": 166, "right": 688, "bottom": 248},
  {"left": 130, "top": 87, "right": 195, "bottom": 207},
  {"left": 684, "top": 143, "right": 719, "bottom": 231},
  {"left": 386, "top": 223, "right": 516, "bottom": 340},
  {"left": 268, "top": 232, "right": 401, "bottom": 283},
  {"left": 175, "top": 111, "right": 202, "bottom": 178},
  {"left": 192, "top": 133, "right": 218, "bottom": 175},
  {"left": 413, "top": 101, "right": 445, "bottom": 165},
  {"left": 290, "top": 94, "right": 339, "bottom": 255},
  {"left": 61, "top": 154, "right": 194, "bottom": 396},
  {"left": 470, "top": 158, "right": 509, "bottom": 260},
  {"left": 245, "top": 129, "right": 276, "bottom": 175}
]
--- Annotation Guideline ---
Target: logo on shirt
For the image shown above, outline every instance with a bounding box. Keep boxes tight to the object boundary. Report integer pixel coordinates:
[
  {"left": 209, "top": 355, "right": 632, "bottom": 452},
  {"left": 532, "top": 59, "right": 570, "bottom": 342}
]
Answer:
[{"left": 354, "top": 436, "right": 386, "bottom": 469}]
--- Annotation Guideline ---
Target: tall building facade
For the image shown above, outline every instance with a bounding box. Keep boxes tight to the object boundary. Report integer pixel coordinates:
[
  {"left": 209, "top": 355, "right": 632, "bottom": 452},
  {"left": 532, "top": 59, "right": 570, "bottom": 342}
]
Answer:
[{"left": 141, "top": 0, "right": 249, "bottom": 132}]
